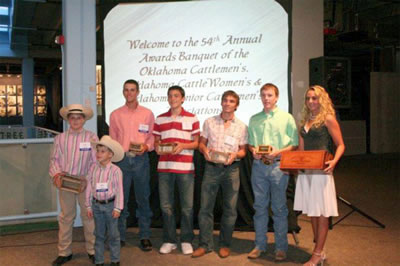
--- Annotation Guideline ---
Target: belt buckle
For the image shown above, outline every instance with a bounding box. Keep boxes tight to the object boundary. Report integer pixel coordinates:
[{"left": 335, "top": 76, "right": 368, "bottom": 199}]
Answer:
[
  {"left": 261, "top": 156, "right": 272, "bottom": 165},
  {"left": 105, "top": 197, "right": 115, "bottom": 204}
]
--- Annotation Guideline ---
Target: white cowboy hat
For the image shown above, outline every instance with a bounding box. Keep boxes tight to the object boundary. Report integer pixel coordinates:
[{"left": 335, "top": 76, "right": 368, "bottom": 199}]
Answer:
[
  {"left": 92, "top": 135, "right": 124, "bottom": 162},
  {"left": 59, "top": 104, "right": 94, "bottom": 121}
]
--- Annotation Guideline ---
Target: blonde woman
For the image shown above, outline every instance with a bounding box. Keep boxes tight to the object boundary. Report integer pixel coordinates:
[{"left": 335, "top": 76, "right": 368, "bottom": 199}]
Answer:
[{"left": 294, "top": 85, "right": 345, "bottom": 266}]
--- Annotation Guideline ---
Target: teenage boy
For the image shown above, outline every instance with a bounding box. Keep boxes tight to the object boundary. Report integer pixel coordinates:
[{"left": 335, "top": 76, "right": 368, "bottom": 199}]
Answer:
[
  {"left": 192, "top": 90, "right": 248, "bottom": 259},
  {"left": 247, "top": 83, "right": 298, "bottom": 261},
  {"left": 49, "top": 104, "right": 97, "bottom": 265},
  {"left": 109, "top": 79, "right": 154, "bottom": 251},
  {"left": 153, "top": 85, "right": 200, "bottom": 255},
  {"left": 86, "top": 135, "right": 124, "bottom": 266}
]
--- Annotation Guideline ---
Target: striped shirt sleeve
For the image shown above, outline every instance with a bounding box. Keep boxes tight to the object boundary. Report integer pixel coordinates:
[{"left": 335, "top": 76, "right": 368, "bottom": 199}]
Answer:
[
  {"left": 153, "top": 118, "right": 161, "bottom": 136},
  {"left": 85, "top": 164, "right": 95, "bottom": 209},
  {"left": 192, "top": 117, "right": 200, "bottom": 136},
  {"left": 113, "top": 166, "right": 124, "bottom": 211},
  {"left": 49, "top": 135, "right": 63, "bottom": 179},
  {"left": 88, "top": 133, "right": 99, "bottom": 168}
]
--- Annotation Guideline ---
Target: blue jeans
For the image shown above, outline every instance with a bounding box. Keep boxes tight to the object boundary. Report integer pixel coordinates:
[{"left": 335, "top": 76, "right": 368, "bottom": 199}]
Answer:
[
  {"left": 92, "top": 201, "right": 120, "bottom": 264},
  {"left": 116, "top": 154, "right": 152, "bottom": 241},
  {"left": 251, "top": 159, "right": 289, "bottom": 252},
  {"left": 158, "top": 172, "right": 194, "bottom": 243},
  {"left": 198, "top": 162, "right": 240, "bottom": 250}
]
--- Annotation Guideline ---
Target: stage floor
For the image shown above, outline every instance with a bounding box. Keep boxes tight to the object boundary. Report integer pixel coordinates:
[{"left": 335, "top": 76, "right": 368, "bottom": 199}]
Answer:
[{"left": 1, "top": 153, "right": 399, "bottom": 265}]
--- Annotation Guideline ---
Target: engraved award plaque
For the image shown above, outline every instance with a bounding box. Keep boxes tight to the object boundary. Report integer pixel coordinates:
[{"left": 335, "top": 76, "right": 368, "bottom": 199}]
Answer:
[
  {"left": 60, "top": 174, "right": 86, "bottom": 194},
  {"left": 256, "top": 145, "right": 273, "bottom": 154},
  {"left": 157, "top": 143, "right": 177, "bottom": 155},
  {"left": 209, "top": 151, "right": 229, "bottom": 164},
  {"left": 255, "top": 145, "right": 274, "bottom": 165},
  {"left": 280, "top": 150, "right": 334, "bottom": 170},
  {"left": 129, "top": 142, "right": 143, "bottom": 153},
  {"left": 128, "top": 142, "right": 144, "bottom": 156}
]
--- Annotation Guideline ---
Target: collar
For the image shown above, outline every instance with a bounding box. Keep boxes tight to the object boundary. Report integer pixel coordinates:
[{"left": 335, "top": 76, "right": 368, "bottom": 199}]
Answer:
[
  {"left": 263, "top": 107, "right": 279, "bottom": 116},
  {"left": 166, "top": 107, "right": 186, "bottom": 117},
  {"left": 67, "top": 128, "right": 85, "bottom": 135},
  {"left": 97, "top": 161, "right": 112, "bottom": 169},
  {"left": 218, "top": 113, "right": 236, "bottom": 123},
  {"left": 124, "top": 102, "right": 140, "bottom": 112}
]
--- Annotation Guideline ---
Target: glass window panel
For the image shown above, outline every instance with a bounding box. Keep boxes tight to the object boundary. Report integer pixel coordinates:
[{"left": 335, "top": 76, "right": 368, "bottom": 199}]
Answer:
[{"left": 0, "top": 143, "right": 57, "bottom": 217}]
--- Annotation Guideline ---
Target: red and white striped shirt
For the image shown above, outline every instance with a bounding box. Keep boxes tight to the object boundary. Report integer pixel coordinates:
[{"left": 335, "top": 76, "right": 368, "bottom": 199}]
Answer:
[
  {"left": 153, "top": 108, "right": 200, "bottom": 174},
  {"left": 85, "top": 162, "right": 124, "bottom": 211},
  {"left": 49, "top": 129, "right": 98, "bottom": 178}
]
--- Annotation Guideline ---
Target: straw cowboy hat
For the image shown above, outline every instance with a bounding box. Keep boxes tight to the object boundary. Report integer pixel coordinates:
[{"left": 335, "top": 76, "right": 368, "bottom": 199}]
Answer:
[
  {"left": 59, "top": 104, "right": 94, "bottom": 121},
  {"left": 92, "top": 135, "right": 124, "bottom": 162}
]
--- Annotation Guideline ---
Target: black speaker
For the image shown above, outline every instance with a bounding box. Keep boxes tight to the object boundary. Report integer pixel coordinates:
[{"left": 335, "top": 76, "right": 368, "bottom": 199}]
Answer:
[{"left": 309, "top": 57, "right": 351, "bottom": 108}]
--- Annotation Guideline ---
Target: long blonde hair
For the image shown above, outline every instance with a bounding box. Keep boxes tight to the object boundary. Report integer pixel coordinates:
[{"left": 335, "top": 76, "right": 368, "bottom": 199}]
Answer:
[{"left": 300, "top": 85, "right": 336, "bottom": 128}]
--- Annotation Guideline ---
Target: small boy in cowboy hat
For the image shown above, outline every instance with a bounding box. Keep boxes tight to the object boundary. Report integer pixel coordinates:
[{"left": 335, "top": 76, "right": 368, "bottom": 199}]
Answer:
[
  {"left": 86, "top": 135, "right": 124, "bottom": 266},
  {"left": 49, "top": 103, "right": 97, "bottom": 265}
]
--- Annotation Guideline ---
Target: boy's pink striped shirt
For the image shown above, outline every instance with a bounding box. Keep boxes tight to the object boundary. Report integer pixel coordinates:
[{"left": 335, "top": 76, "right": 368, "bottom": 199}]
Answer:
[
  {"left": 85, "top": 162, "right": 124, "bottom": 211},
  {"left": 49, "top": 129, "right": 98, "bottom": 178}
]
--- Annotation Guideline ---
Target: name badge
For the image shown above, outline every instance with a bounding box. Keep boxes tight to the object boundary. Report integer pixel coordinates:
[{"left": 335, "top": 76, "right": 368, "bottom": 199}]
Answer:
[
  {"left": 224, "top": 135, "right": 236, "bottom": 147},
  {"left": 182, "top": 121, "right": 192, "bottom": 130},
  {"left": 138, "top": 124, "right": 149, "bottom": 133},
  {"left": 96, "top": 182, "right": 108, "bottom": 192},
  {"left": 80, "top": 142, "right": 91, "bottom": 151}
]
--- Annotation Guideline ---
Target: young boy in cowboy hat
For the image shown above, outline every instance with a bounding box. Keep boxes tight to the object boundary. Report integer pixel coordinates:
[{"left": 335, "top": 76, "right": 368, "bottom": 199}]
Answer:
[
  {"left": 86, "top": 135, "right": 124, "bottom": 266},
  {"left": 49, "top": 104, "right": 98, "bottom": 265}
]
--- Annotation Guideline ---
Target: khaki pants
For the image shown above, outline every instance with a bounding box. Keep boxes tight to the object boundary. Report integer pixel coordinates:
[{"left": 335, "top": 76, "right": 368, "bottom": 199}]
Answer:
[{"left": 58, "top": 189, "right": 95, "bottom": 256}]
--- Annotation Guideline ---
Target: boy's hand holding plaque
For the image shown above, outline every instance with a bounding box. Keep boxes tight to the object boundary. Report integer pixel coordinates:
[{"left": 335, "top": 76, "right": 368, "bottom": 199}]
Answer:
[
  {"left": 256, "top": 145, "right": 273, "bottom": 155},
  {"left": 157, "top": 143, "right": 177, "bottom": 155},
  {"left": 60, "top": 174, "right": 87, "bottom": 194},
  {"left": 256, "top": 145, "right": 274, "bottom": 165}
]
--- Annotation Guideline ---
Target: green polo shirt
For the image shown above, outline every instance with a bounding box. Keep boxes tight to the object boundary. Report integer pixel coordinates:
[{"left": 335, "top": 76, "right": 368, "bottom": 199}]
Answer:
[{"left": 248, "top": 107, "right": 298, "bottom": 150}]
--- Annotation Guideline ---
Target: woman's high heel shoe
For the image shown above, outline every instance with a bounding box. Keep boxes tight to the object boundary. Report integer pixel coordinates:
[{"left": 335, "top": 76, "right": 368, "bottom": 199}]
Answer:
[{"left": 303, "top": 251, "right": 326, "bottom": 266}]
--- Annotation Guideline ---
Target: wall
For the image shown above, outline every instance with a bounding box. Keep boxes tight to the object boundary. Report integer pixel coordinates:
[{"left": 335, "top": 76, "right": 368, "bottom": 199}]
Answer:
[
  {"left": 370, "top": 72, "right": 400, "bottom": 153},
  {"left": 291, "top": 0, "right": 324, "bottom": 120}
]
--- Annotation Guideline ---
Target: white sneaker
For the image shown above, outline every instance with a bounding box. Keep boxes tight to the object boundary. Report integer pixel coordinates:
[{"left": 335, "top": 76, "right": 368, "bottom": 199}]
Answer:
[
  {"left": 159, "top": 243, "right": 177, "bottom": 254},
  {"left": 181, "top": 242, "right": 193, "bottom": 255}
]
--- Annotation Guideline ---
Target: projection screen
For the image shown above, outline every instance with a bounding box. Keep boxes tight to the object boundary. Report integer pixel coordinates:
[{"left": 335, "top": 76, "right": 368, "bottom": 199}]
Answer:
[{"left": 104, "top": 0, "right": 289, "bottom": 125}]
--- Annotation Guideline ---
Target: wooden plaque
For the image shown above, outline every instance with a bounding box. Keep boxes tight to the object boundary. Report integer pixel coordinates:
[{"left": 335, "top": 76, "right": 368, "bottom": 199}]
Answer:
[
  {"left": 60, "top": 174, "right": 86, "bottom": 194},
  {"left": 157, "top": 143, "right": 177, "bottom": 155},
  {"left": 129, "top": 142, "right": 144, "bottom": 153},
  {"left": 209, "top": 151, "right": 229, "bottom": 164},
  {"left": 256, "top": 145, "right": 273, "bottom": 154},
  {"left": 280, "top": 150, "right": 334, "bottom": 170}
]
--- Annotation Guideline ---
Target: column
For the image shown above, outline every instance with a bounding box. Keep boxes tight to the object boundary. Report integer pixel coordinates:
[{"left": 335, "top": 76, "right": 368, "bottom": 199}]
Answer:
[
  {"left": 22, "top": 57, "right": 34, "bottom": 128},
  {"left": 62, "top": 0, "right": 97, "bottom": 132},
  {"left": 62, "top": 0, "right": 97, "bottom": 227}
]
